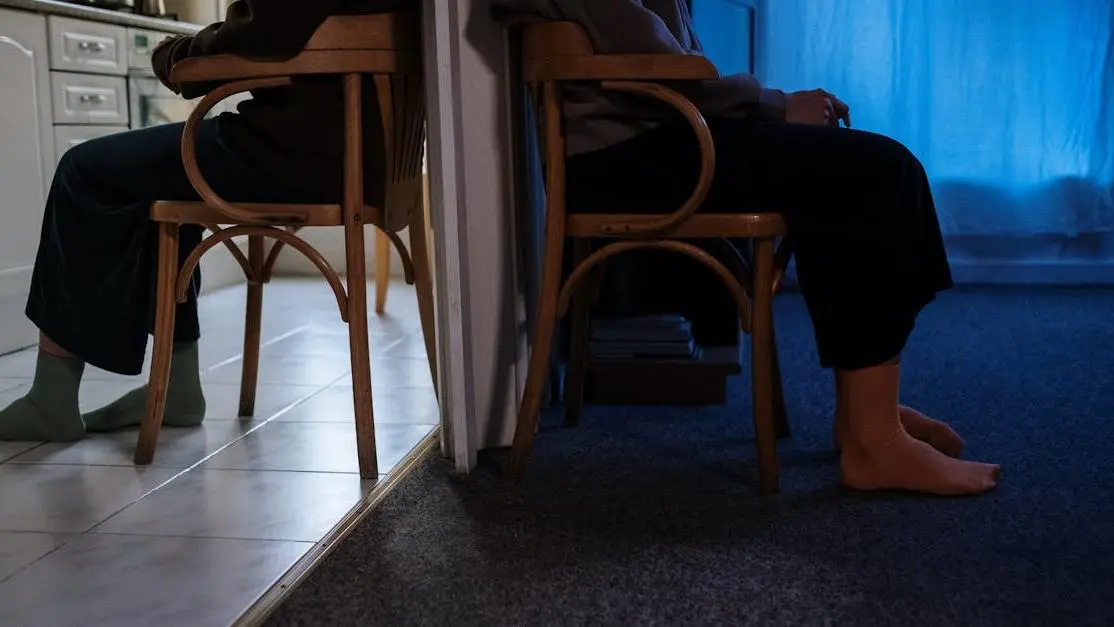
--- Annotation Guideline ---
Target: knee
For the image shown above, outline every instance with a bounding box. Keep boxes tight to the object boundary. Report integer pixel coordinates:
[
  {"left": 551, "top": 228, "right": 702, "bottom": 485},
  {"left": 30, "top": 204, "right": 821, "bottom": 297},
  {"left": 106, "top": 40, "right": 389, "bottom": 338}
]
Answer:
[
  {"left": 874, "top": 133, "right": 925, "bottom": 176},
  {"left": 53, "top": 141, "right": 99, "bottom": 188}
]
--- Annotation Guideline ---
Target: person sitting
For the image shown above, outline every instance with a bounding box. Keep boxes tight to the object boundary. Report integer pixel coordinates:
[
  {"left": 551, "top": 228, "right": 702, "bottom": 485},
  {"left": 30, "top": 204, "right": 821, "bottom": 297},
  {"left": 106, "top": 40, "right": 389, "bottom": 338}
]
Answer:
[
  {"left": 0, "top": 0, "right": 412, "bottom": 442},
  {"left": 492, "top": 0, "right": 1001, "bottom": 496}
]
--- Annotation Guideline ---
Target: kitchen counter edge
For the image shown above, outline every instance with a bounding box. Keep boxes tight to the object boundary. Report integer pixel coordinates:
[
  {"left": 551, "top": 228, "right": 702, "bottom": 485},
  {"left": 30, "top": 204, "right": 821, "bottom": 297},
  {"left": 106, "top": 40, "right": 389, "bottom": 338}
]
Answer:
[{"left": 0, "top": 0, "right": 204, "bottom": 35}]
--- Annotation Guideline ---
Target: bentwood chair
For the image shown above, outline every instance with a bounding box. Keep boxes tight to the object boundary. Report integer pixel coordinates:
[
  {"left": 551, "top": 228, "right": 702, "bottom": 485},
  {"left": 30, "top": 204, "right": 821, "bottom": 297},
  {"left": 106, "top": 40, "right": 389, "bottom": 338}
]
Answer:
[
  {"left": 136, "top": 11, "right": 437, "bottom": 479},
  {"left": 506, "top": 21, "right": 793, "bottom": 493}
]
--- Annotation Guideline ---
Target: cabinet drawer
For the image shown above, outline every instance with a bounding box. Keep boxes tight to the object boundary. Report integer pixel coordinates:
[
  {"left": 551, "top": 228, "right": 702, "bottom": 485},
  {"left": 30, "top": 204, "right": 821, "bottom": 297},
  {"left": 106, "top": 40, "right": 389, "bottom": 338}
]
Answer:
[
  {"left": 54, "top": 125, "right": 128, "bottom": 163},
  {"left": 48, "top": 16, "right": 127, "bottom": 76},
  {"left": 51, "top": 72, "right": 129, "bottom": 125}
]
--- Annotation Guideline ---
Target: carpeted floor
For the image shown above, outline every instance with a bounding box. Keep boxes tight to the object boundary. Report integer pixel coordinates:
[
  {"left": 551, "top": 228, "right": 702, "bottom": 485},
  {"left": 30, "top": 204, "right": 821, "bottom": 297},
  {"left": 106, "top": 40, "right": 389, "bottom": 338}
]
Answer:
[{"left": 268, "top": 287, "right": 1114, "bottom": 627}]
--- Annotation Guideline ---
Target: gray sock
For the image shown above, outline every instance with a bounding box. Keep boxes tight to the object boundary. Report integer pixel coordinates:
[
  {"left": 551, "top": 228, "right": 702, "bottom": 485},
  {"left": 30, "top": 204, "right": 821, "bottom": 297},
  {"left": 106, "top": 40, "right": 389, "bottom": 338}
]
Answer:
[
  {"left": 82, "top": 341, "right": 206, "bottom": 432},
  {"left": 0, "top": 352, "right": 86, "bottom": 442}
]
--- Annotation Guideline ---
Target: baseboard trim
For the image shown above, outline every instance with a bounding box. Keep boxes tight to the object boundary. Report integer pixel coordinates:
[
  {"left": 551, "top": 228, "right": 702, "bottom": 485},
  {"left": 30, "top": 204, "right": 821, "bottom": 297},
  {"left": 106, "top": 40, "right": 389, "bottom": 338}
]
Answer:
[
  {"left": 946, "top": 259, "right": 1114, "bottom": 286},
  {"left": 778, "top": 259, "right": 1114, "bottom": 289},
  {"left": 232, "top": 428, "right": 441, "bottom": 627}
]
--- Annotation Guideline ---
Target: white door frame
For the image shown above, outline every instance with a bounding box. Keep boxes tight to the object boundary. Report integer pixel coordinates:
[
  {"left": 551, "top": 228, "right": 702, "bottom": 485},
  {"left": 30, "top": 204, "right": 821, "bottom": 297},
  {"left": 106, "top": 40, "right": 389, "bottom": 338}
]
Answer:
[
  {"left": 423, "top": 0, "right": 477, "bottom": 472},
  {"left": 421, "top": 0, "right": 529, "bottom": 472}
]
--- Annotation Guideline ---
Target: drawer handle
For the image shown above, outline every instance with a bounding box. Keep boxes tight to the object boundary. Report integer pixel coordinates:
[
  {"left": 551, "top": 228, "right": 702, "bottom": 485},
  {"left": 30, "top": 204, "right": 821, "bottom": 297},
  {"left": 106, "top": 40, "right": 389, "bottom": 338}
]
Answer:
[
  {"left": 79, "top": 93, "right": 108, "bottom": 104},
  {"left": 77, "top": 41, "right": 108, "bottom": 53}
]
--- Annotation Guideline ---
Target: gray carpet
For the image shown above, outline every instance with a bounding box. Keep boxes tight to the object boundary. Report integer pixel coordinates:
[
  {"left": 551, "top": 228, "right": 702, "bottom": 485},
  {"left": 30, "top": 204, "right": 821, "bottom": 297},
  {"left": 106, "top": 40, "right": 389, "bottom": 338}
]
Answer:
[{"left": 268, "top": 287, "right": 1114, "bottom": 627}]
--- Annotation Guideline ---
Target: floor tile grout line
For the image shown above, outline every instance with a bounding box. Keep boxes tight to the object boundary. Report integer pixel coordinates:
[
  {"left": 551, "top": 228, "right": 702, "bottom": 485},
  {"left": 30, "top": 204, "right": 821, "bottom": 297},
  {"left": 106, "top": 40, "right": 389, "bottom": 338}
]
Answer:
[
  {"left": 0, "top": 443, "right": 47, "bottom": 465},
  {"left": 234, "top": 429, "right": 440, "bottom": 627},
  {"left": 0, "top": 542, "right": 70, "bottom": 586},
  {"left": 78, "top": 369, "right": 359, "bottom": 536},
  {"left": 5, "top": 462, "right": 396, "bottom": 476},
  {"left": 0, "top": 282, "right": 434, "bottom": 594},
  {"left": 197, "top": 324, "right": 313, "bottom": 376},
  {"left": 82, "top": 531, "right": 323, "bottom": 544},
  {"left": 0, "top": 532, "right": 319, "bottom": 587}
]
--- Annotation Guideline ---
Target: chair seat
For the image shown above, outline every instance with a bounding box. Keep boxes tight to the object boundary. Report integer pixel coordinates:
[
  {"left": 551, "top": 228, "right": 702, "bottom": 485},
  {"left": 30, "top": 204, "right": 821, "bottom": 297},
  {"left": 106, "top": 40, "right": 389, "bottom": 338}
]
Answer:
[
  {"left": 566, "top": 213, "right": 788, "bottom": 238},
  {"left": 150, "top": 201, "right": 382, "bottom": 227}
]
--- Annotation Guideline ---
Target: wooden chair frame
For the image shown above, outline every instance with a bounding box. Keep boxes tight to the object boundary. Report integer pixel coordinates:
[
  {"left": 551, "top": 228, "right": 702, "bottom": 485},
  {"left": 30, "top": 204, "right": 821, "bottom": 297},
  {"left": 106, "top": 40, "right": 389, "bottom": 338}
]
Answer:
[
  {"left": 136, "top": 12, "right": 437, "bottom": 480},
  {"left": 506, "top": 22, "right": 792, "bottom": 493}
]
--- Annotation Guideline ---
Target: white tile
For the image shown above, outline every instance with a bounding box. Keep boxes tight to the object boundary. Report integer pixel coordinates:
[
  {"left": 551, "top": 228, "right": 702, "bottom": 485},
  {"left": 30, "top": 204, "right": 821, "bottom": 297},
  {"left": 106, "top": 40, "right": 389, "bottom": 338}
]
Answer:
[
  {"left": 275, "top": 383, "right": 439, "bottom": 426},
  {"left": 0, "top": 351, "right": 35, "bottom": 379},
  {"left": 95, "top": 469, "right": 372, "bottom": 542},
  {"left": 201, "top": 420, "right": 433, "bottom": 474},
  {"left": 77, "top": 380, "right": 319, "bottom": 422},
  {"left": 0, "top": 531, "right": 72, "bottom": 581},
  {"left": 200, "top": 331, "right": 352, "bottom": 386},
  {"left": 0, "top": 533, "right": 310, "bottom": 627},
  {"left": 375, "top": 334, "right": 434, "bottom": 360},
  {"left": 336, "top": 357, "right": 436, "bottom": 391},
  {"left": 10, "top": 420, "right": 256, "bottom": 469},
  {"left": 0, "top": 464, "right": 179, "bottom": 533},
  {"left": 0, "top": 278, "right": 435, "bottom": 625},
  {"left": 0, "top": 441, "right": 40, "bottom": 463}
]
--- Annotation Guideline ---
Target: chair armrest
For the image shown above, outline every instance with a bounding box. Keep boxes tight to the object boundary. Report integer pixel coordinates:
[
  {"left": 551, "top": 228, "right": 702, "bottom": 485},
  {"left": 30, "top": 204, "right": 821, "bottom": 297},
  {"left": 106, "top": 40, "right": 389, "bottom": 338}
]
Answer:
[
  {"left": 584, "top": 80, "right": 715, "bottom": 236},
  {"left": 170, "top": 50, "right": 419, "bottom": 84},
  {"left": 520, "top": 20, "right": 718, "bottom": 82},
  {"left": 524, "top": 53, "right": 717, "bottom": 82}
]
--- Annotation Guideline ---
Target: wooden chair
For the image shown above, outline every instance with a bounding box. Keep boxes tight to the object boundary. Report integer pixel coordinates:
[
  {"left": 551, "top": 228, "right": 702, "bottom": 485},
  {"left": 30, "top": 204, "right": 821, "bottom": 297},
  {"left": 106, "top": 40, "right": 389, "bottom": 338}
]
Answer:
[
  {"left": 374, "top": 155, "right": 431, "bottom": 313},
  {"left": 506, "top": 21, "right": 793, "bottom": 493},
  {"left": 135, "top": 11, "right": 437, "bottom": 480}
]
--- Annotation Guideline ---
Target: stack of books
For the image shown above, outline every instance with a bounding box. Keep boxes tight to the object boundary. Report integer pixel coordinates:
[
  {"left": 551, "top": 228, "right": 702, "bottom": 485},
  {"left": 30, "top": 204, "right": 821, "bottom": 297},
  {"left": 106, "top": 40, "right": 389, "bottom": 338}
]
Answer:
[{"left": 587, "top": 314, "right": 699, "bottom": 361}]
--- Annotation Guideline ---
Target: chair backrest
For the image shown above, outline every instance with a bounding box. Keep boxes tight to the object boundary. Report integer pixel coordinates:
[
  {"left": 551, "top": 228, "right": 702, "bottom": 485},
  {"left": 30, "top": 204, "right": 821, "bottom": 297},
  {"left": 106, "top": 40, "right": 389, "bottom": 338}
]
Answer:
[
  {"left": 510, "top": 20, "right": 717, "bottom": 236},
  {"left": 317, "top": 11, "right": 426, "bottom": 233},
  {"left": 171, "top": 11, "right": 426, "bottom": 230}
]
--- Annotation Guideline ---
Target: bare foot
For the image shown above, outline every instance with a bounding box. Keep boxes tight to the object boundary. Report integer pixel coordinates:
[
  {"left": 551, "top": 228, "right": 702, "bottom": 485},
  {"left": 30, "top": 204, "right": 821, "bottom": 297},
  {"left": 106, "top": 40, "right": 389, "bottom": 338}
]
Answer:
[
  {"left": 840, "top": 429, "right": 1000, "bottom": 496},
  {"left": 898, "top": 406, "right": 963, "bottom": 457},
  {"left": 834, "top": 406, "right": 964, "bottom": 457}
]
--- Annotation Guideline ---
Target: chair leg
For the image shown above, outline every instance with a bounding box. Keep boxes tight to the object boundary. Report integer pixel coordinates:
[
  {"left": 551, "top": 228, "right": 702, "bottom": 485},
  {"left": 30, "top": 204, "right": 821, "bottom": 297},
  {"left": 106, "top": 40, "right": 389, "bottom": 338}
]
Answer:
[
  {"left": 563, "top": 238, "right": 591, "bottom": 428},
  {"left": 771, "top": 316, "right": 790, "bottom": 439},
  {"left": 136, "top": 223, "right": 180, "bottom": 466},
  {"left": 374, "top": 228, "right": 391, "bottom": 314},
  {"left": 409, "top": 211, "right": 439, "bottom": 395},
  {"left": 506, "top": 235, "right": 566, "bottom": 480},
  {"left": 346, "top": 223, "right": 378, "bottom": 479},
  {"left": 751, "top": 236, "right": 780, "bottom": 493},
  {"left": 239, "top": 235, "right": 265, "bottom": 417}
]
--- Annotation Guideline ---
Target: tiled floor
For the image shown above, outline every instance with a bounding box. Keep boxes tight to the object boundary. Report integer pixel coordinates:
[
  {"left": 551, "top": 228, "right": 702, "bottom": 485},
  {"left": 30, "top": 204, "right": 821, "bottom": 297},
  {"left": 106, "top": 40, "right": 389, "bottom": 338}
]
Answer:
[{"left": 0, "top": 278, "right": 439, "bottom": 627}]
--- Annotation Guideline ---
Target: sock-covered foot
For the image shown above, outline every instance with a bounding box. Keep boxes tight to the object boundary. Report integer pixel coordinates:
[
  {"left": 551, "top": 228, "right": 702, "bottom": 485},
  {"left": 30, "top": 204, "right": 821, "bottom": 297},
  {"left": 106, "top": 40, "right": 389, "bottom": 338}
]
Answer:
[
  {"left": 83, "top": 342, "right": 206, "bottom": 432},
  {"left": 0, "top": 352, "right": 86, "bottom": 442},
  {"left": 834, "top": 406, "right": 965, "bottom": 457},
  {"left": 840, "top": 427, "right": 1000, "bottom": 496}
]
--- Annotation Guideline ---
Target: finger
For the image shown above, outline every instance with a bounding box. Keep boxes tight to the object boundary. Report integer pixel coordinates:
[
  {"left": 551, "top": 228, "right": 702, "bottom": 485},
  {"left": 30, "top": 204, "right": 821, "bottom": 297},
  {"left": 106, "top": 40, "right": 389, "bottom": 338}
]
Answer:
[{"left": 832, "top": 97, "right": 851, "bottom": 127}]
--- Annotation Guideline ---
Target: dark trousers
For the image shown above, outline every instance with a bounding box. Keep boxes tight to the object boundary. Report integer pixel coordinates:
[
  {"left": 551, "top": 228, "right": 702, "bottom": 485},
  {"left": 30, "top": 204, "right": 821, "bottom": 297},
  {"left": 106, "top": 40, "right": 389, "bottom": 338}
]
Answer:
[
  {"left": 565, "top": 118, "right": 954, "bottom": 370},
  {"left": 26, "top": 115, "right": 321, "bottom": 375}
]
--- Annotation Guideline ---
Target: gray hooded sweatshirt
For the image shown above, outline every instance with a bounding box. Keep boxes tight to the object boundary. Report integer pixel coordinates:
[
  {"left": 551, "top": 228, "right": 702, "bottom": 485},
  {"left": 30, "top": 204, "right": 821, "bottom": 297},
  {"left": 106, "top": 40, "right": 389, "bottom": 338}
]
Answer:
[{"left": 491, "top": 0, "right": 787, "bottom": 154}]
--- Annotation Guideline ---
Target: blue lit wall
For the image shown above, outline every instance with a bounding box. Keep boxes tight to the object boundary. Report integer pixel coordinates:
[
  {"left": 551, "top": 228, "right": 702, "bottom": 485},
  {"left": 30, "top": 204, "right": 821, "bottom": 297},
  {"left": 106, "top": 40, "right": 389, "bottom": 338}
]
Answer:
[{"left": 691, "top": 0, "right": 1114, "bottom": 284}]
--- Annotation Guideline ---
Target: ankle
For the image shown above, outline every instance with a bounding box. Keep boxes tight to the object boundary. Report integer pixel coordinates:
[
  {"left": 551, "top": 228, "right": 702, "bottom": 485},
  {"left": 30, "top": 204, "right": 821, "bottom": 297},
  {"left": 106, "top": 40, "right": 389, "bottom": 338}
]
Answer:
[{"left": 39, "top": 334, "right": 75, "bottom": 359}]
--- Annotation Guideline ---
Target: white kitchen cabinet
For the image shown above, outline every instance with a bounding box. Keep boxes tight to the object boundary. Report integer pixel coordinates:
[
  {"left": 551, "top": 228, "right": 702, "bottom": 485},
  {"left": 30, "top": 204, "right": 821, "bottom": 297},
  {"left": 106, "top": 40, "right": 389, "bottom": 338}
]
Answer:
[{"left": 0, "top": 9, "right": 54, "bottom": 354}]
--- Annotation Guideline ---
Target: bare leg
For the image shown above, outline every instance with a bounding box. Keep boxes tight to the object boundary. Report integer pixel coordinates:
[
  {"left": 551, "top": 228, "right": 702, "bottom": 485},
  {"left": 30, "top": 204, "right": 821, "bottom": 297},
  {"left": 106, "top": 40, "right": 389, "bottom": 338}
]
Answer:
[
  {"left": 39, "top": 333, "right": 74, "bottom": 358},
  {"left": 838, "top": 358, "right": 999, "bottom": 496},
  {"left": 834, "top": 373, "right": 964, "bottom": 457}
]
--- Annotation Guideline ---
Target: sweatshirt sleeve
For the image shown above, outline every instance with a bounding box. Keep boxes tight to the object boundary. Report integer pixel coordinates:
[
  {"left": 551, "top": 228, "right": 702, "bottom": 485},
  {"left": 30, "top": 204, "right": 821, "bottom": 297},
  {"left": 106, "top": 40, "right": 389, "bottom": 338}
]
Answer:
[
  {"left": 153, "top": 0, "right": 412, "bottom": 98},
  {"left": 490, "top": 0, "right": 786, "bottom": 121}
]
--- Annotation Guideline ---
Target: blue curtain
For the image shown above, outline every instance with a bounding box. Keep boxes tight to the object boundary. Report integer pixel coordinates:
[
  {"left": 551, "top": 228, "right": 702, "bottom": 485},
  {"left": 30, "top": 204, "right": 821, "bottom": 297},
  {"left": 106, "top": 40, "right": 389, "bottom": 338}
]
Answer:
[{"left": 757, "top": 0, "right": 1114, "bottom": 239}]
